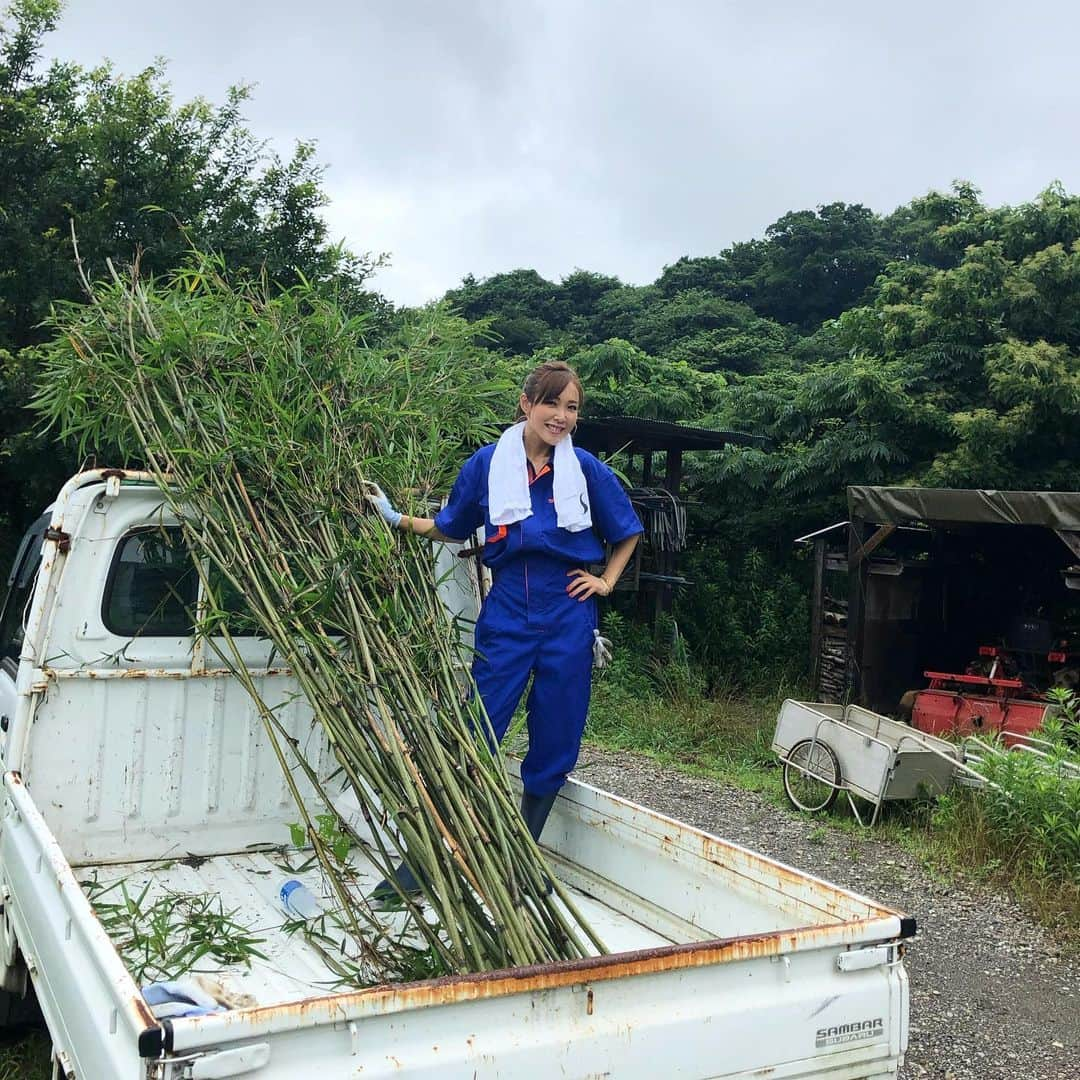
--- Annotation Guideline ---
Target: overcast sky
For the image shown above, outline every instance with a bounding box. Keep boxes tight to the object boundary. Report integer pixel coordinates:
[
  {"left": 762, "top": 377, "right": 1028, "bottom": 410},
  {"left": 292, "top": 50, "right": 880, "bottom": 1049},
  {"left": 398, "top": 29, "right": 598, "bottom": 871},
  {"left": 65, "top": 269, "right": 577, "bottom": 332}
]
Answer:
[{"left": 42, "top": 1, "right": 1080, "bottom": 306}]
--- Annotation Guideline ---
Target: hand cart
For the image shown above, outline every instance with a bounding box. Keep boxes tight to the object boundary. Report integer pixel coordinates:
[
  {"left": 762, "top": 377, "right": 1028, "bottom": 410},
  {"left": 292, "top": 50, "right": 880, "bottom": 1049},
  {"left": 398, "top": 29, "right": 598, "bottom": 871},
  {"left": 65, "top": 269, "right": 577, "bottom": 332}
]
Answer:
[{"left": 771, "top": 699, "right": 980, "bottom": 826}]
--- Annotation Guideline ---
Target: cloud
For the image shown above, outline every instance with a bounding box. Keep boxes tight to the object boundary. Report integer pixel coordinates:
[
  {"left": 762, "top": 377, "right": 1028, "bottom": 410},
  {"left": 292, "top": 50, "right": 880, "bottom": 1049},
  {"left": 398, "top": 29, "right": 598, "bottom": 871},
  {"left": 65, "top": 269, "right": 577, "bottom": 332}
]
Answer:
[{"left": 43, "top": 0, "right": 1080, "bottom": 304}]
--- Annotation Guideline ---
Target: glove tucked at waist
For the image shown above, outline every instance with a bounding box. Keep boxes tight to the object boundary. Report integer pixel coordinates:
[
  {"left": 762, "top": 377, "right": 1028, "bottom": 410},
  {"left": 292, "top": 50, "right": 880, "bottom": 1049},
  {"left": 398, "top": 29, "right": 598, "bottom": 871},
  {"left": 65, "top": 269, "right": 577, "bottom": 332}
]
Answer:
[{"left": 592, "top": 628, "right": 613, "bottom": 669}]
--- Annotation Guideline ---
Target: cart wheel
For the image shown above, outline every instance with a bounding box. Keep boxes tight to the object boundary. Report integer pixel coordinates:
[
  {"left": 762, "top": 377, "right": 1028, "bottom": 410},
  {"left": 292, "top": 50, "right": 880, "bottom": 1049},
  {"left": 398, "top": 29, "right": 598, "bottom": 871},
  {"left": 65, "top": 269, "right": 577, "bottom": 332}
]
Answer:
[{"left": 783, "top": 739, "right": 841, "bottom": 813}]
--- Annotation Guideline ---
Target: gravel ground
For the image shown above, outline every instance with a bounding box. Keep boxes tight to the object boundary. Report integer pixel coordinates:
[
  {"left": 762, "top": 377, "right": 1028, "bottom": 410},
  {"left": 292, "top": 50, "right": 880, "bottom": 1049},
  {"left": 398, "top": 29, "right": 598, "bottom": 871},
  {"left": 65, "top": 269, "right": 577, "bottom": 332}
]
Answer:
[{"left": 574, "top": 746, "right": 1079, "bottom": 1080}]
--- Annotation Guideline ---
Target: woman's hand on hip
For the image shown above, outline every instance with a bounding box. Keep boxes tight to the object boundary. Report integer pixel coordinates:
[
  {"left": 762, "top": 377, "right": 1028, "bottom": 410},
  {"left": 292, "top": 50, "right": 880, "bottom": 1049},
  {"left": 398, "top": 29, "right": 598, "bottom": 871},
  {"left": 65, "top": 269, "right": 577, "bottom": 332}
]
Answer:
[{"left": 566, "top": 569, "right": 612, "bottom": 601}]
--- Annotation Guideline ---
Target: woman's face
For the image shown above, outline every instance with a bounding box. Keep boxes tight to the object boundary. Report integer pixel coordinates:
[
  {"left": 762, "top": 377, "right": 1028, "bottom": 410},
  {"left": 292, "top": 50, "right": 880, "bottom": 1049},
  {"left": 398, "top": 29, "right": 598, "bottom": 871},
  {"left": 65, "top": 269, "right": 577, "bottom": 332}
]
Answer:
[{"left": 520, "top": 382, "right": 580, "bottom": 449}]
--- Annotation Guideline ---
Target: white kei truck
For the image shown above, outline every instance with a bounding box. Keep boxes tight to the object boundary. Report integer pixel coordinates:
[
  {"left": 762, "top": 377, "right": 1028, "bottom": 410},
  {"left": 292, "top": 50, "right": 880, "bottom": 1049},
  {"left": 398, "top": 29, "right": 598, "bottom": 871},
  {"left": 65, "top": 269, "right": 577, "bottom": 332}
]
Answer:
[{"left": 0, "top": 470, "right": 913, "bottom": 1079}]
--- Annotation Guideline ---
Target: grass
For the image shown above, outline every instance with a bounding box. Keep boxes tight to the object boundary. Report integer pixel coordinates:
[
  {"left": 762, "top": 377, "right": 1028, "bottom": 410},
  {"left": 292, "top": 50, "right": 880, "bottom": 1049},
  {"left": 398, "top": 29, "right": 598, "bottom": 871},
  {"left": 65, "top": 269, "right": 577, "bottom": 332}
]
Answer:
[
  {"left": 80, "top": 871, "right": 269, "bottom": 983},
  {"left": 0, "top": 1029, "right": 50, "bottom": 1079},
  {"left": 587, "top": 664, "right": 788, "bottom": 794},
  {"left": 909, "top": 786, "right": 1080, "bottom": 945}
]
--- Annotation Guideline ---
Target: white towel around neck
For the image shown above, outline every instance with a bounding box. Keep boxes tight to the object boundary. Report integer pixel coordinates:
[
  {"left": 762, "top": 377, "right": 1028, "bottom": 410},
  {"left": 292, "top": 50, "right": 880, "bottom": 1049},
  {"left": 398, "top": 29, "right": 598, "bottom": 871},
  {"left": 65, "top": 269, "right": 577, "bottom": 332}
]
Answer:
[{"left": 488, "top": 421, "right": 592, "bottom": 533}]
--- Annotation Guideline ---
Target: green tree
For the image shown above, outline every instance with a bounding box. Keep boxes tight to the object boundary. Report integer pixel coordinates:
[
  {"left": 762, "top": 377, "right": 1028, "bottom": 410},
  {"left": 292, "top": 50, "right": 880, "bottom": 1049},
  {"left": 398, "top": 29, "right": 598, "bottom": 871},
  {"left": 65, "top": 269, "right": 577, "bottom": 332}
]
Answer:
[
  {"left": 557, "top": 269, "right": 623, "bottom": 318},
  {"left": 586, "top": 284, "right": 661, "bottom": 344},
  {"left": 562, "top": 338, "right": 727, "bottom": 421},
  {"left": 445, "top": 269, "right": 566, "bottom": 354},
  {"left": 712, "top": 183, "right": 1080, "bottom": 530},
  {"left": 657, "top": 204, "right": 898, "bottom": 331},
  {"left": 655, "top": 242, "right": 763, "bottom": 306},
  {"left": 747, "top": 202, "right": 897, "bottom": 329},
  {"left": 881, "top": 180, "right": 988, "bottom": 269},
  {"left": 0, "top": 0, "right": 379, "bottom": 555},
  {"left": 662, "top": 316, "right": 791, "bottom": 375},
  {"left": 622, "top": 288, "right": 758, "bottom": 355}
]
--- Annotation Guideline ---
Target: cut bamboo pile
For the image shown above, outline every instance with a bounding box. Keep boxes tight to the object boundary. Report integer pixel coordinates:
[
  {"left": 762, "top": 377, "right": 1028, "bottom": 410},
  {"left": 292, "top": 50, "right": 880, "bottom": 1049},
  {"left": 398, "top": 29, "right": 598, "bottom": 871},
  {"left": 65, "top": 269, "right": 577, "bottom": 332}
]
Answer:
[{"left": 36, "top": 247, "right": 605, "bottom": 982}]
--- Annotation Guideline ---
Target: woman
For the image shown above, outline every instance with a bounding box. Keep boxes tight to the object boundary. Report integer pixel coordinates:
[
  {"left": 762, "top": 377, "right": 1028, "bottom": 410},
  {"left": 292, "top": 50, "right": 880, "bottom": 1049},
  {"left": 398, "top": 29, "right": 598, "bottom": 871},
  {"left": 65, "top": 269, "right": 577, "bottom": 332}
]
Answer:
[{"left": 367, "top": 361, "right": 642, "bottom": 879}]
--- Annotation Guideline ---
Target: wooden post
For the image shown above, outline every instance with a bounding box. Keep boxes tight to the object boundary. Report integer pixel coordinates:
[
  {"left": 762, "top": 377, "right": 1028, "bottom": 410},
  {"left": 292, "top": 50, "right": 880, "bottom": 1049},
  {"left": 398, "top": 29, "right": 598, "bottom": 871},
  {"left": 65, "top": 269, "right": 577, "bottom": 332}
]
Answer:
[
  {"left": 847, "top": 518, "right": 868, "bottom": 705},
  {"left": 666, "top": 449, "right": 683, "bottom": 496},
  {"left": 849, "top": 523, "right": 896, "bottom": 568},
  {"left": 809, "top": 535, "right": 825, "bottom": 695}
]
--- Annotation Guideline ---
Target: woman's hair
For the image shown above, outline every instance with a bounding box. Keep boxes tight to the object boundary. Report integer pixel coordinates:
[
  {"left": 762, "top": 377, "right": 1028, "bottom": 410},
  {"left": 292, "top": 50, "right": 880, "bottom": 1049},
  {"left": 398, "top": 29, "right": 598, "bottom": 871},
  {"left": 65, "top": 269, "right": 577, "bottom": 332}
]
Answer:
[{"left": 515, "top": 361, "right": 584, "bottom": 421}]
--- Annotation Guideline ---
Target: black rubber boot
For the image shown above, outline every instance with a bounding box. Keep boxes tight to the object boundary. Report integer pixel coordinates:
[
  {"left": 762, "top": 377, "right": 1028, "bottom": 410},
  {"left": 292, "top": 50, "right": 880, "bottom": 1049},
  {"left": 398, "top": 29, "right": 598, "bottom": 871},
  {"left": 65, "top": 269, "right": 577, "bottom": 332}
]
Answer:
[
  {"left": 369, "top": 861, "right": 423, "bottom": 905},
  {"left": 520, "top": 790, "right": 558, "bottom": 843}
]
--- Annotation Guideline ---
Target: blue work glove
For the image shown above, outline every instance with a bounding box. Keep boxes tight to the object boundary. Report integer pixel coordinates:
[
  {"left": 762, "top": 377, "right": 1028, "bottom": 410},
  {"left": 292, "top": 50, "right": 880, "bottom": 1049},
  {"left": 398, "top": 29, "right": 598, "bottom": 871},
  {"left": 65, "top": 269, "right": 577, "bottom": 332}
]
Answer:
[{"left": 362, "top": 482, "right": 402, "bottom": 528}]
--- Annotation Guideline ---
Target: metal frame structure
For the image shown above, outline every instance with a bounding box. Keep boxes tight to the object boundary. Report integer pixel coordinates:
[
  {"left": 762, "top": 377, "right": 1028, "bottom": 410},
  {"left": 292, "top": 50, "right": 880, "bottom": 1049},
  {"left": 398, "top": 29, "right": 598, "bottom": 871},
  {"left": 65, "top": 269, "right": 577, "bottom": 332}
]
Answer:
[{"left": 575, "top": 415, "right": 769, "bottom": 619}]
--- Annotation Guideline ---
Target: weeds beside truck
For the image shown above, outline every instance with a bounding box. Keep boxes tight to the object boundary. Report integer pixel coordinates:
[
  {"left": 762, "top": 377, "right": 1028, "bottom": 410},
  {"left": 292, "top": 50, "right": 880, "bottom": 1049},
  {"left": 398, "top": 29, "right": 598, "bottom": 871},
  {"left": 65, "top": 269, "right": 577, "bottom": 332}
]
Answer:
[{"left": 0, "top": 470, "right": 913, "bottom": 1078}]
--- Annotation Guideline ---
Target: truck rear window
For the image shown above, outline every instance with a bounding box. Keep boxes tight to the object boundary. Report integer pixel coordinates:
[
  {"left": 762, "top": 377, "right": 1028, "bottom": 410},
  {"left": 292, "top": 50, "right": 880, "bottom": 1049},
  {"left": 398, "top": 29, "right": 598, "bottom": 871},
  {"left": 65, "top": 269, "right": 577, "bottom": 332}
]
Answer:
[{"left": 102, "top": 528, "right": 199, "bottom": 637}]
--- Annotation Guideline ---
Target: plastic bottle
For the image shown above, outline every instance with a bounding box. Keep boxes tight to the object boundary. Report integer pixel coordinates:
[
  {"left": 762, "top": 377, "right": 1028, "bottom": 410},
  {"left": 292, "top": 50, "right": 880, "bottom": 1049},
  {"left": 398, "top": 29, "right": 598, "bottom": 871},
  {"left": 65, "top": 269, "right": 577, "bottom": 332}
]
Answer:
[{"left": 279, "top": 879, "right": 323, "bottom": 920}]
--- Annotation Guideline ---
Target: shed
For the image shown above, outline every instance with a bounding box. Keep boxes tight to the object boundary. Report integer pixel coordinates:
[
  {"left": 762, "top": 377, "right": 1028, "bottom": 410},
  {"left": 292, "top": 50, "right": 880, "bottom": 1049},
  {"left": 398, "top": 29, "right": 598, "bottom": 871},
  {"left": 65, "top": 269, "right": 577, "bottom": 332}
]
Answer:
[{"left": 799, "top": 486, "right": 1080, "bottom": 712}]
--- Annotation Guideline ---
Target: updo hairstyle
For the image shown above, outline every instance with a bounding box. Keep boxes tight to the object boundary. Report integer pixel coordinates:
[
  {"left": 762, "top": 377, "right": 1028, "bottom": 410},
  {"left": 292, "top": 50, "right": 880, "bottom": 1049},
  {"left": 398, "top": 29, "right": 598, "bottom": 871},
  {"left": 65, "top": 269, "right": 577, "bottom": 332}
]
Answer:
[{"left": 515, "top": 361, "right": 585, "bottom": 421}]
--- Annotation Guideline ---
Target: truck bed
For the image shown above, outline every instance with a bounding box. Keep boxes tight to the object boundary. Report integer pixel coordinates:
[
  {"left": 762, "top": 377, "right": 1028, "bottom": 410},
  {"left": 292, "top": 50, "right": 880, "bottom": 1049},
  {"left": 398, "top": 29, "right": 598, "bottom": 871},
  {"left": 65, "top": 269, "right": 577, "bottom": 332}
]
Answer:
[
  {"left": 79, "top": 839, "right": 676, "bottom": 1007},
  {"left": 77, "top": 763, "right": 903, "bottom": 1001}
]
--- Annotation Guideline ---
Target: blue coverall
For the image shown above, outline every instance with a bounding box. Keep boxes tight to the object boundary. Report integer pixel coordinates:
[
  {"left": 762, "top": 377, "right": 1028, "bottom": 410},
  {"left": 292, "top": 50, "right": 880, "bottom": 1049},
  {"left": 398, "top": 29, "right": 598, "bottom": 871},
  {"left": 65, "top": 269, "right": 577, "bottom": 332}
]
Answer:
[{"left": 434, "top": 445, "right": 643, "bottom": 797}]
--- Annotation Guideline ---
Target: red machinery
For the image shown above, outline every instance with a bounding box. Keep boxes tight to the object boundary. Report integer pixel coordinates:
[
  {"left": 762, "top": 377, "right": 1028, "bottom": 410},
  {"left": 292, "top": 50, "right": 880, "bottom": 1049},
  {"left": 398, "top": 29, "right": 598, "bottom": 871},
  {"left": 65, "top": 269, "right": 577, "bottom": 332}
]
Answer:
[{"left": 912, "top": 645, "right": 1055, "bottom": 746}]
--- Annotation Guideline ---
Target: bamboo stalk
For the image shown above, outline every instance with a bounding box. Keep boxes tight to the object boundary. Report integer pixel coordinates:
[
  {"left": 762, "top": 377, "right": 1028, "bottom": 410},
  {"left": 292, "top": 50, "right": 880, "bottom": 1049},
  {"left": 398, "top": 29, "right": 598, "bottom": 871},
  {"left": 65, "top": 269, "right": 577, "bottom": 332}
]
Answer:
[{"left": 36, "top": 246, "right": 606, "bottom": 981}]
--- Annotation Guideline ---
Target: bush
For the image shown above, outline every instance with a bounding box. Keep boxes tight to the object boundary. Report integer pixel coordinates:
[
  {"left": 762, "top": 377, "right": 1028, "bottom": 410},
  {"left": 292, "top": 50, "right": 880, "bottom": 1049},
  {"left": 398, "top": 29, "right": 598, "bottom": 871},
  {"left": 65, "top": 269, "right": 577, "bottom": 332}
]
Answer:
[
  {"left": 587, "top": 611, "right": 706, "bottom": 752},
  {"left": 589, "top": 611, "right": 696, "bottom": 716},
  {"left": 936, "top": 690, "right": 1080, "bottom": 886},
  {"left": 674, "top": 544, "right": 809, "bottom": 692},
  {"left": 584, "top": 611, "right": 784, "bottom": 787},
  {"left": 974, "top": 693, "right": 1080, "bottom": 882}
]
